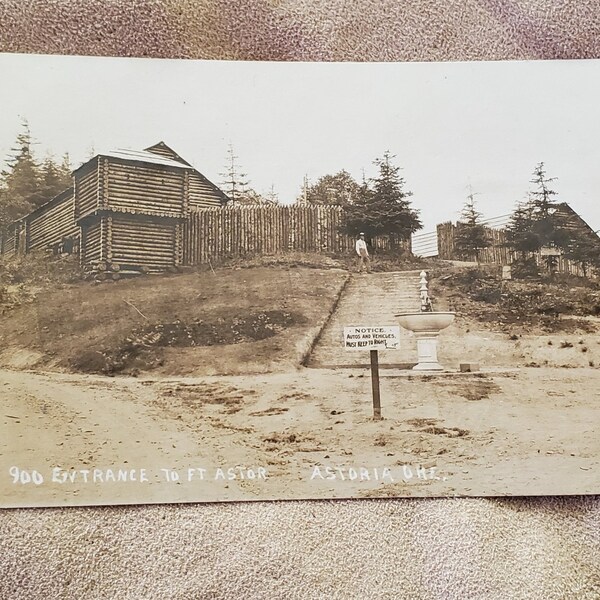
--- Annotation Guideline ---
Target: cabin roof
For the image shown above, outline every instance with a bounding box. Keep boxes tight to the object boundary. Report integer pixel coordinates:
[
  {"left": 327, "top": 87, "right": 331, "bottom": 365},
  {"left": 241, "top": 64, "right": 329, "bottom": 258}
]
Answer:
[
  {"left": 145, "top": 141, "right": 192, "bottom": 166},
  {"left": 554, "top": 202, "right": 599, "bottom": 239},
  {"left": 99, "top": 148, "right": 193, "bottom": 169}
]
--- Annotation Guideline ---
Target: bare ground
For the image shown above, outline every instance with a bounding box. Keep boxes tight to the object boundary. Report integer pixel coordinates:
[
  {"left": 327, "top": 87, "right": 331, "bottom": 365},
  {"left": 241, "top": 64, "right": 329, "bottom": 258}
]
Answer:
[{"left": 1, "top": 365, "right": 599, "bottom": 507}]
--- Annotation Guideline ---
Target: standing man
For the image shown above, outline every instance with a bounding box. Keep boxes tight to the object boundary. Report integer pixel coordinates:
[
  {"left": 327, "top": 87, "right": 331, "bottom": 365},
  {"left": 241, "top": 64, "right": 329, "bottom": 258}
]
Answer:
[{"left": 355, "top": 232, "right": 371, "bottom": 273}]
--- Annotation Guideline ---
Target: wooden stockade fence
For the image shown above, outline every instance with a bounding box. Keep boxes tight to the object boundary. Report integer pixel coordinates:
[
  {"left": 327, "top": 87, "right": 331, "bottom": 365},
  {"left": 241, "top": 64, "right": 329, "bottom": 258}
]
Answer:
[
  {"left": 437, "top": 221, "right": 596, "bottom": 277},
  {"left": 437, "top": 222, "right": 516, "bottom": 265},
  {"left": 183, "top": 204, "right": 411, "bottom": 264}
]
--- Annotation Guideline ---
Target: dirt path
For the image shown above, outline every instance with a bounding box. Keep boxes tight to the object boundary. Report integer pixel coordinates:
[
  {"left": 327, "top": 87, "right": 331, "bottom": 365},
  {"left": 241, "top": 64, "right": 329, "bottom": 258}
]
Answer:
[{"left": 1, "top": 366, "right": 599, "bottom": 507}]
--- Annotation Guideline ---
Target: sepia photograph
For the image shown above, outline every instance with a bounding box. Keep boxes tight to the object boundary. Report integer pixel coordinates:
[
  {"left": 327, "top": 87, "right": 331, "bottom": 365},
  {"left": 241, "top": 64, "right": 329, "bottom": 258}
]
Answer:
[{"left": 1, "top": 53, "right": 599, "bottom": 507}]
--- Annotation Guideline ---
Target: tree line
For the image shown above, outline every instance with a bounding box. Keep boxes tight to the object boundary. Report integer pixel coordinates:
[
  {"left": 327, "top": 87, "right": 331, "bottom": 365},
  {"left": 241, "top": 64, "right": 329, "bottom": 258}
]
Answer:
[
  {"left": 224, "top": 145, "right": 423, "bottom": 248},
  {"left": 453, "top": 163, "right": 600, "bottom": 276},
  {"left": 0, "top": 124, "right": 423, "bottom": 251},
  {"left": 0, "top": 121, "right": 72, "bottom": 229},
  {"left": 2, "top": 123, "right": 598, "bottom": 275}
]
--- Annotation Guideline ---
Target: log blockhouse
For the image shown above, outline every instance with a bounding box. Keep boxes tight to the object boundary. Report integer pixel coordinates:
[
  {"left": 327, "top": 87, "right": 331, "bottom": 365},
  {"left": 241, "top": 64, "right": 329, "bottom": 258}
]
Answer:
[{"left": 0, "top": 141, "right": 229, "bottom": 272}]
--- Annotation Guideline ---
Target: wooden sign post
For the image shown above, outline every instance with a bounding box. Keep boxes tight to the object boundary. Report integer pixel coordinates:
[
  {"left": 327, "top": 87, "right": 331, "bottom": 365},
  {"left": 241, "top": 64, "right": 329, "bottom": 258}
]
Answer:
[
  {"left": 343, "top": 326, "right": 400, "bottom": 420},
  {"left": 370, "top": 349, "right": 382, "bottom": 420}
]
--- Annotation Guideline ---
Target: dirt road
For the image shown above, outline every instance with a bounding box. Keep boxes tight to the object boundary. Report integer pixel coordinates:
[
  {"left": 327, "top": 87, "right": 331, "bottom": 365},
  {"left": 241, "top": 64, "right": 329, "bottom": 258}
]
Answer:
[{"left": 1, "top": 365, "right": 599, "bottom": 507}]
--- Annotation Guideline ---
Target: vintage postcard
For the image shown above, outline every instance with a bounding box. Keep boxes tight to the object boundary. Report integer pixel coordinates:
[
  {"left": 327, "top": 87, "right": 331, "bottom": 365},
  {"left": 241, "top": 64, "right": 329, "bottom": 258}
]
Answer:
[{"left": 0, "top": 53, "right": 599, "bottom": 507}]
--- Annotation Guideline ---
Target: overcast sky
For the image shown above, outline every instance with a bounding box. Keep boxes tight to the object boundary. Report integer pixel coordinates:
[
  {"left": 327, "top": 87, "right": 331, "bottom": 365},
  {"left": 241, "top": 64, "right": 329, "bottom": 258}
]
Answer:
[{"left": 1, "top": 53, "right": 599, "bottom": 233}]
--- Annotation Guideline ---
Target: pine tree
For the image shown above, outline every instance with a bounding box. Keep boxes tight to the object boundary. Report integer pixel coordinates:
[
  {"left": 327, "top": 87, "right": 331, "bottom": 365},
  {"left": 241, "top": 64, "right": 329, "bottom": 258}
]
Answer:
[
  {"left": 265, "top": 184, "right": 280, "bottom": 205},
  {"left": 342, "top": 151, "right": 422, "bottom": 249},
  {"left": 0, "top": 121, "right": 43, "bottom": 228},
  {"left": 505, "top": 163, "right": 573, "bottom": 275},
  {"left": 562, "top": 229, "right": 600, "bottom": 278},
  {"left": 60, "top": 153, "right": 73, "bottom": 181},
  {"left": 40, "top": 154, "right": 71, "bottom": 201},
  {"left": 0, "top": 123, "right": 73, "bottom": 229},
  {"left": 527, "top": 162, "right": 569, "bottom": 250},
  {"left": 454, "top": 193, "right": 491, "bottom": 263},
  {"left": 505, "top": 200, "right": 539, "bottom": 257},
  {"left": 219, "top": 144, "right": 248, "bottom": 204},
  {"left": 529, "top": 162, "right": 557, "bottom": 215}
]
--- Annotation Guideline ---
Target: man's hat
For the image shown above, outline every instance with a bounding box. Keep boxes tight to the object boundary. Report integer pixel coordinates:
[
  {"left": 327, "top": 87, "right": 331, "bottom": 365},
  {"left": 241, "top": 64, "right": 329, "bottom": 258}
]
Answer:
[{"left": 359, "top": 232, "right": 365, "bottom": 236}]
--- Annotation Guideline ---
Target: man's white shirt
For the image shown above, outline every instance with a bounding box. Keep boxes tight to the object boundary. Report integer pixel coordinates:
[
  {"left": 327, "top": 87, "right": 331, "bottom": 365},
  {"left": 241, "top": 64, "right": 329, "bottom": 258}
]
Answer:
[{"left": 356, "top": 239, "right": 368, "bottom": 255}]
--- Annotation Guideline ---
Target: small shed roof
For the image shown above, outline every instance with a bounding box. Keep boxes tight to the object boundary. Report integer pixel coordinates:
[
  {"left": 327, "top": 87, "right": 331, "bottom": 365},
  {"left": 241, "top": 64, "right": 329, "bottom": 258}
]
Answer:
[{"left": 26, "top": 186, "right": 74, "bottom": 219}]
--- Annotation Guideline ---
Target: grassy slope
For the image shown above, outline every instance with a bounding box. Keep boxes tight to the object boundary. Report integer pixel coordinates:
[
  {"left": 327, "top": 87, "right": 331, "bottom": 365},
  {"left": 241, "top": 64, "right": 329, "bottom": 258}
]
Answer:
[
  {"left": 430, "top": 266, "right": 600, "bottom": 369},
  {"left": 0, "top": 264, "right": 348, "bottom": 376},
  {"left": 3, "top": 254, "right": 599, "bottom": 375}
]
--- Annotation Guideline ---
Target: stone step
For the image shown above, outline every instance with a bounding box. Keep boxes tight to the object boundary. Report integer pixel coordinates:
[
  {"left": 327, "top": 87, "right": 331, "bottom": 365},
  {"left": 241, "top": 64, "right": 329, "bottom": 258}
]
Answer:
[{"left": 307, "top": 271, "right": 427, "bottom": 368}]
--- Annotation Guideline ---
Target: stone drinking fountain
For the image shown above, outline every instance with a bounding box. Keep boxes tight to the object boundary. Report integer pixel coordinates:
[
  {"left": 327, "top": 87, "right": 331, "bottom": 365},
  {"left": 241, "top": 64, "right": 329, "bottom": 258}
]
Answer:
[{"left": 396, "top": 271, "right": 455, "bottom": 371}]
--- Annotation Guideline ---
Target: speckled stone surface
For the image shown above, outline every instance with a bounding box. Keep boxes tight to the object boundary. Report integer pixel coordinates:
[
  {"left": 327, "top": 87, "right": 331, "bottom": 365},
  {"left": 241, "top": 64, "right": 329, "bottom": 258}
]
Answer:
[
  {"left": 1, "top": 1, "right": 600, "bottom": 598},
  {"left": 1, "top": 0, "right": 600, "bottom": 61}
]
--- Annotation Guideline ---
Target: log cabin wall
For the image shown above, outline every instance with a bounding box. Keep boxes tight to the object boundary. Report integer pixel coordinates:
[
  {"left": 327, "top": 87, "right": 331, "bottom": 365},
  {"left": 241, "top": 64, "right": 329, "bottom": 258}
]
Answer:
[
  {"left": 27, "top": 188, "right": 78, "bottom": 252},
  {"left": 80, "top": 219, "right": 104, "bottom": 266},
  {"left": 0, "top": 223, "right": 18, "bottom": 257},
  {"left": 109, "top": 214, "right": 179, "bottom": 271},
  {"left": 94, "top": 156, "right": 189, "bottom": 270},
  {"left": 144, "top": 142, "right": 227, "bottom": 209},
  {"left": 144, "top": 142, "right": 190, "bottom": 165},
  {"left": 74, "top": 158, "right": 100, "bottom": 222},
  {"left": 71, "top": 150, "right": 195, "bottom": 272},
  {"left": 104, "top": 159, "right": 187, "bottom": 218},
  {"left": 554, "top": 203, "right": 600, "bottom": 239}
]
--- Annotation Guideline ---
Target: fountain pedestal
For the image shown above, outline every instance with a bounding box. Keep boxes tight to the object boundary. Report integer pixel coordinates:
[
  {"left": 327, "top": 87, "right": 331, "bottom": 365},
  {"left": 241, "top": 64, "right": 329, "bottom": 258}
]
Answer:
[
  {"left": 413, "top": 332, "right": 444, "bottom": 371},
  {"left": 396, "top": 312, "right": 456, "bottom": 372}
]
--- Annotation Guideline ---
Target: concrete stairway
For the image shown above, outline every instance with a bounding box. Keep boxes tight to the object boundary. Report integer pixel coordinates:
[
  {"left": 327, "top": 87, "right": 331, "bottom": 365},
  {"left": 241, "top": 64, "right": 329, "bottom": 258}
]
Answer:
[{"left": 306, "top": 271, "right": 423, "bottom": 368}]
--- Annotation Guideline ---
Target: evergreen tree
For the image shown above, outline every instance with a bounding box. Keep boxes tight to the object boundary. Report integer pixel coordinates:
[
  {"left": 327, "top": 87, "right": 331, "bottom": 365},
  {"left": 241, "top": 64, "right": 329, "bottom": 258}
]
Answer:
[
  {"left": 265, "top": 184, "right": 279, "bottom": 205},
  {"left": 527, "top": 162, "right": 569, "bottom": 249},
  {"left": 454, "top": 193, "right": 491, "bottom": 263},
  {"left": 300, "top": 170, "right": 361, "bottom": 206},
  {"left": 505, "top": 200, "right": 539, "bottom": 256},
  {"left": 60, "top": 152, "right": 73, "bottom": 182},
  {"left": 505, "top": 163, "right": 570, "bottom": 274},
  {"left": 562, "top": 229, "right": 600, "bottom": 278},
  {"left": 0, "top": 121, "right": 43, "bottom": 228},
  {"left": 342, "top": 151, "right": 422, "bottom": 249},
  {"left": 0, "top": 123, "right": 73, "bottom": 229},
  {"left": 219, "top": 144, "right": 248, "bottom": 203},
  {"left": 529, "top": 162, "right": 557, "bottom": 215},
  {"left": 40, "top": 154, "right": 71, "bottom": 201}
]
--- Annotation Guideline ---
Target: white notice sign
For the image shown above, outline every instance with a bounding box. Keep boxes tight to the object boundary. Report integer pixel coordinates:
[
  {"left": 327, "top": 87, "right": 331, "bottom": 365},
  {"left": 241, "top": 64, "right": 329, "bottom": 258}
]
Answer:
[{"left": 343, "top": 326, "right": 401, "bottom": 351}]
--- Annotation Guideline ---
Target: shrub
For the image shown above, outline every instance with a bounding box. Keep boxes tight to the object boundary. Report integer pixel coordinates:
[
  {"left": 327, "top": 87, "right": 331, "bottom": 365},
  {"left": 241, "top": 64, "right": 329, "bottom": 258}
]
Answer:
[
  {"left": 511, "top": 257, "right": 540, "bottom": 279},
  {"left": 0, "top": 252, "right": 82, "bottom": 285}
]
